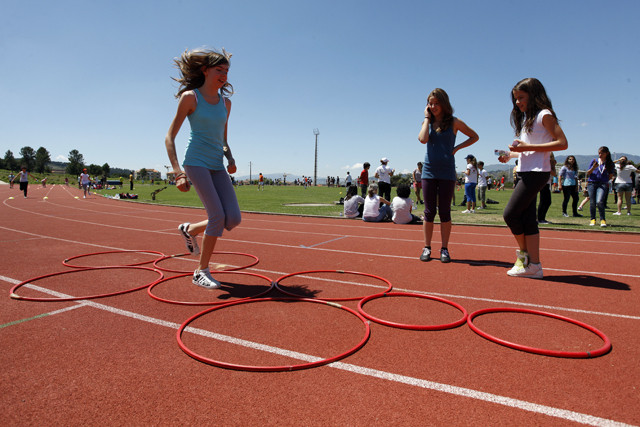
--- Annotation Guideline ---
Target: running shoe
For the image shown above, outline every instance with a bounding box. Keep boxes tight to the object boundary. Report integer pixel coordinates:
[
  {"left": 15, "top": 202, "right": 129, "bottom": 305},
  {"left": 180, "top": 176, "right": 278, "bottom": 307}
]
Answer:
[
  {"left": 507, "top": 250, "right": 529, "bottom": 275},
  {"left": 507, "top": 262, "right": 543, "bottom": 279},
  {"left": 589, "top": 219, "right": 596, "bottom": 226},
  {"left": 562, "top": 212, "right": 569, "bottom": 217},
  {"left": 627, "top": 212, "right": 632, "bottom": 216},
  {"left": 600, "top": 220, "right": 607, "bottom": 227},
  {"left": 192, "top": 269, "right": 221, "bottom": 289},
  {"left": 578, "top": 206, "right": 583, "bottom": 211},
  {"left": 461, "top": 209, "right": 471, "bottom": 213},
  {"left": 573, "top": 213, "right": 583, "bottom": 217},
  {"left": 613, "top": 212, "right": 621, "bottom": 216},
  {"left": 538, "top": 220, "right": 550, "bottom": 224},
  {"left": 179, "top": 223, "right": 200, "bottom": 255},
  {"left": 440, "top": 248, "right": 451, "bottom": 263},
  {"left": 419, "top": 247, "right": 432, "bottom": 262}
]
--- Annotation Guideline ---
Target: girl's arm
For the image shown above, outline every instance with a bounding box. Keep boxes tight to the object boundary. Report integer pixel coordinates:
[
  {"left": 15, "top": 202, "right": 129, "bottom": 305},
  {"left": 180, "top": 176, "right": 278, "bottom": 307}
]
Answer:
[
  {"left": 510, "top": 115, "right": 568, "bottom": 152},
  {"left": 452, "top": 118, "right": 479, "bottom": 155},
  {"left": 418, "top": 106, "right": 431, "bottom": 143},
  {"left": 380, "top": 197, "right": 391, "bottom": 205},
  {"left": 165, "top": 91, "right": 197, "bottom": 191},
  {"left": 222, "top": 98, "right": 236, "bottom": 173}
]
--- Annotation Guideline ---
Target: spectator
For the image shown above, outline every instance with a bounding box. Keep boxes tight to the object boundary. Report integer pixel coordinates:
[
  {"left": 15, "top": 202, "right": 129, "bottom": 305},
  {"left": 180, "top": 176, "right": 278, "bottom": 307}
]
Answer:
[
  {"left": 362, "top": 183, "right": 392, "bottom": 222},
  {"left": 374, "top": 157, "right": 394, "bottom": 202},
  {"left": 343, "top": 185, "right": 364, "bottom": 218},
  {"left": 477, "top": 161, "right": 488, "bottom": 209},
  {"left": 613, "top": 156, "right": 637, "bottom": 216},
  {"left": 358, "top": 162, "right": 370, "bottom": 197},
  {"left": 586, "top": 146, "right": 615, "bottom": 227},
  {"left": 558, "top": 155, "right": 581, "bottom": 217},
  {"left": 391, "top": 184, "right": 422, "bottom": 224}
]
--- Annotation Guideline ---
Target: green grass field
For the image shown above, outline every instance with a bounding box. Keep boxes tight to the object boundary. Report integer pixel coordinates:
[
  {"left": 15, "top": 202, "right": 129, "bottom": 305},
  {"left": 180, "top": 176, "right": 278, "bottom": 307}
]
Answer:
[{"left": 91, "top": 182, "right": 640, "bottom": 233}]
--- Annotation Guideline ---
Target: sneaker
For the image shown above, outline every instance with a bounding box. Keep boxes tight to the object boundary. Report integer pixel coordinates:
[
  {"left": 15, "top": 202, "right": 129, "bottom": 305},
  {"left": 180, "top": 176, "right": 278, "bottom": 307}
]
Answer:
[
  {"left": 538, "top": 220, "right": 550, "bottom": 224},
  {"left": 461, "top": 209, "right": 471, "bottom": 213},
  {"left": 589, "top": 219, "right": 596, "bottom": 226},
  {"left": 627, "top": 212, "right": 632, "bottom": 216},
  {"left": 562, "top": 212, "right": 569, "bottom": 217},
  {"left": 440, "top": 248, "right": 451, "bottom": 263},
  {"left": 600, "top": 220, "right": 607, "bottom": 227},
  {"left": 573, "top": 213, "right": 583, "bottom": 217},
  {"left": 507, "top": 250, "right": 529, "bottom": 275},
  {"left": 470, "top": 209, "right": 475, "bottom": 214},
  {"left": 508, "top": 262, "right": 543, "bottom": 279},
  {"left": 578, "top": 206, "right": 583, "bottom": 211},
  {"left": 613, "top": 212, "right": 621, "bottom": 216},
  {"left": 178, "top": 223, "right": 200, "bottom": 255},
  {"left": 192, "top": 269, "right": 221, "bottom": 289},
  {"left": 419, "top": 247, "right": 432, "bottom": 262}
]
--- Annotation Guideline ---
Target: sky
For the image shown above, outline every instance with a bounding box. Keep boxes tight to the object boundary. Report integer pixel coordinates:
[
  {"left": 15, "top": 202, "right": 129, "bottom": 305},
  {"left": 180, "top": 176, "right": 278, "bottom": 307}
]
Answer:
[{"left": 1, "top": 0, "right": 638, "bottom": 180}]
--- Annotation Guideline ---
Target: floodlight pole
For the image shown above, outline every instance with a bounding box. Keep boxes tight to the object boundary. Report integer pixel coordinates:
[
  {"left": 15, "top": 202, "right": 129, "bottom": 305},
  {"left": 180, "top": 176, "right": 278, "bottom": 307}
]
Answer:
[{"left": 313, "top": 128, "right": 319, "bottom": 186}]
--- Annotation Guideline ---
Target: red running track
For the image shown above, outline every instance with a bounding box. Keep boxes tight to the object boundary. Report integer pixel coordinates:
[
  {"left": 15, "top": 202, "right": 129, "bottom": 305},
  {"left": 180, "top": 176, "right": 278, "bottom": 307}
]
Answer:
[{"left": 1, "top": 184, "right": 639, "bottom": 425}]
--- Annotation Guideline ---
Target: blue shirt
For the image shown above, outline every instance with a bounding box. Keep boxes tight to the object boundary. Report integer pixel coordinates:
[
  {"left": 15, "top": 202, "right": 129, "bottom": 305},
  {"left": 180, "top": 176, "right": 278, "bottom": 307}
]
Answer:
[
  {"left": 559, "top": 166, "right": 577, "bottom": 186},
  {"left": 421, "top": 126, "right": 456, "bottom": 181},
  {"left": 587, "top": 159, "right": 614, "bottom": 184},
  {"left": 183, "top": 89, "right": 227, "bottom": 170}
]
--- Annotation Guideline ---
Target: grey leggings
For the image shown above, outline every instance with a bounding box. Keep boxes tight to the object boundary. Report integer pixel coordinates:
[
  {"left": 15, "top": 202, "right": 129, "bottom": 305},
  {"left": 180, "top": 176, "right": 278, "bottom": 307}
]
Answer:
[{"left": 184, "top": 165, "right": 241, "bottom": 237}]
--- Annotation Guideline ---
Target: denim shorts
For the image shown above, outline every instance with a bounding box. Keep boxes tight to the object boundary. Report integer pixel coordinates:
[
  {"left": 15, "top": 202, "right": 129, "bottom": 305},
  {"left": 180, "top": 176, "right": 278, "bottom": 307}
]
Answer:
[{"left": 615, "top": 183, "right": 633, "bottom": 193}]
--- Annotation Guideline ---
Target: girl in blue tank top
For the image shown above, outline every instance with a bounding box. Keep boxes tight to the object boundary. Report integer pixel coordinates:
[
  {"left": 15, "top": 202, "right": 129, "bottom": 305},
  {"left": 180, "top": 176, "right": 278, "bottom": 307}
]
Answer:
[
  {"left": 417, "top": 88, "right": 479, "bottom": 264},
  {"left": 165, "top": 48, "right": 242, "bottom": 290}
]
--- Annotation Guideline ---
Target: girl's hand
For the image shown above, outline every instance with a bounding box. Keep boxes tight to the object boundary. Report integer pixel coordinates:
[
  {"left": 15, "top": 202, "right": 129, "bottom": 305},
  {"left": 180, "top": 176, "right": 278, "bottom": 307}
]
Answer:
[
  {"left": 509, "top": 139, "right": 526, "bottom": 152},
  {"left": 498, "top": 154, "right": 510, "bottom": 163},
  {"left": 227, "top": 157, "right": 237, "bottom": 174},
  {"left": 424, "top": 105, "right": 431, "bottom": 120},
  {"left": 175, "top": 172, "right": 190, "bottom": 192}
]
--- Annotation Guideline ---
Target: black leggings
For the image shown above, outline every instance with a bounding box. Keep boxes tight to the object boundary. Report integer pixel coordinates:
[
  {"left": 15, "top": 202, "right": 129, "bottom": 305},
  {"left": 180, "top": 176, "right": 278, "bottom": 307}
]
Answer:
[
  {"left": 503, "top": 172, "right": 550, "bottom": 236},
  {"left": 537, "top": 184, "right": 551, "bottom": 221},
  {"left": 561, "top": 184, "right": 579, "bottom": 215}
]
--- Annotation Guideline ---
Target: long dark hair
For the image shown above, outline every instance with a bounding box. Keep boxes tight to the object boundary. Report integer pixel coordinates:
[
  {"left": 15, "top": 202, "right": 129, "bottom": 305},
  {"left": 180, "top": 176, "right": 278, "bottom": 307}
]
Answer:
[
  {"left": 510, "top": 78, "right": 557, "bottom": 136},
  {"left": 598, "top": 146, "right": 615, "bottom": 172},
  {"left": 172, "top": 48, "right": 234, "bottom": 98},
  {"left": 345, "top": 185, "right": 358, "bottom": 201},
  {"left": 428, "top": 88, "right": 454, "bottom": 131},
  {"left": 564, "top": 155, "right": 578, "bottom": 172}
]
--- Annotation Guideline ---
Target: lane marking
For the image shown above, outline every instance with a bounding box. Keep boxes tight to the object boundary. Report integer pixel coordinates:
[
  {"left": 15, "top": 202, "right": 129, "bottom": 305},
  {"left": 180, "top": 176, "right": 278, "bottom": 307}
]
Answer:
[
  {"left": 300, "top": 235, "right": 347, "bottom": 248},
  {"left": 0, "top": 276, "right": 631, "bottom": 426},
  {"left": 0, "top": 304, "right": 85, "bottom": 329}
]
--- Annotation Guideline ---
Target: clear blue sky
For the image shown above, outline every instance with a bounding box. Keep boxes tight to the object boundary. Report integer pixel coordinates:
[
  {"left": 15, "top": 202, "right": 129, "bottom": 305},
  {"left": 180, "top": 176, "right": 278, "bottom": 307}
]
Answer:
[{"left": 2, "top": 0, "right": 638, "bottom": 179}]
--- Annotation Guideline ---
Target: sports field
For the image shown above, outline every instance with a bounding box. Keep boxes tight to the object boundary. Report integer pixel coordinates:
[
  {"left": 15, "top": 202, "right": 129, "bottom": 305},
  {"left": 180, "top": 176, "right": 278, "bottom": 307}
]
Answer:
[{"left": 2, "top": 183, "right": 639, "bottom": 426}]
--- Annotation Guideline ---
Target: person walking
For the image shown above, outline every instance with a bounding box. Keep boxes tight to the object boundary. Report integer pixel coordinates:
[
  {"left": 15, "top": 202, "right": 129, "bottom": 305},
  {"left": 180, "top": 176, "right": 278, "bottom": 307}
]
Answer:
[{"left": 558, "top": 155, "right": 581, "bottom": 217}]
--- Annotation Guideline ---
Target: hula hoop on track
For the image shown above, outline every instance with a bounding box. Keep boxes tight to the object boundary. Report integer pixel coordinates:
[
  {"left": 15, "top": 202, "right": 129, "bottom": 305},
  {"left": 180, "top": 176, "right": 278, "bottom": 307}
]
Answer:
[
  {"left": 148, "top": 271, "right": 274, "bottom": 305},
  {"left": 358, "top": 292, "right": 468, "bottom": 330},
  {"left": 467, "top": 307, "right": 612, "bottom": 358},
  {"left": 62, "top": 250, "right": 166, "bottom": 268},
  {"left": 10, "top": 266, "right": 164, "bottom": 302},
  {"left": 153, "top": 251, "right": 259, "bottom": 274},
  {"left": 274, "top": 270, "right": 392, "bottom": 301},
  {"left": 177, "top": 297, "right": 371, "bottom": 372}
]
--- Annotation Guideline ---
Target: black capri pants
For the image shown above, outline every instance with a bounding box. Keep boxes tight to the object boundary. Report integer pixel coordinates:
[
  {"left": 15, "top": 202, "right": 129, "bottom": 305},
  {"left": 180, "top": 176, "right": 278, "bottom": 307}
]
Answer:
[{"left": 503, "top": 171, "right": 550, "bottom": 236}]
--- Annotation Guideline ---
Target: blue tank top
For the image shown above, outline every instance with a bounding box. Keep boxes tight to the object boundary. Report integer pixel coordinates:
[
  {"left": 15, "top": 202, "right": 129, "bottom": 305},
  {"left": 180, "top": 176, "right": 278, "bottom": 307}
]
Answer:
[
  {"left": 183, "top": 89, "right": 227, "bottom": 170},
  {"left": 421, "top": 126, "right": 456, "bottom": 181}
]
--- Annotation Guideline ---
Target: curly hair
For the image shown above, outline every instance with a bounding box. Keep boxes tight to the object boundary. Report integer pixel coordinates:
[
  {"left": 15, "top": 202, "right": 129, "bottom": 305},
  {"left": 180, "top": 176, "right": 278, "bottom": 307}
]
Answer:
[
  {"left": 172, "top": 48, "right": 234, "bottom": 98},
  {"left": 510, "top": 78, "right": 557, "bottom": 136}
]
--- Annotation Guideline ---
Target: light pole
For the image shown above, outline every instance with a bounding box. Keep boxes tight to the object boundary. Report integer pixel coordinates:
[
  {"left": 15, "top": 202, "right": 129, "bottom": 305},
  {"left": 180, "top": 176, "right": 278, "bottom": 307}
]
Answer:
[{"left": 313, "top": 128, "right": 319, "bottom": 186}]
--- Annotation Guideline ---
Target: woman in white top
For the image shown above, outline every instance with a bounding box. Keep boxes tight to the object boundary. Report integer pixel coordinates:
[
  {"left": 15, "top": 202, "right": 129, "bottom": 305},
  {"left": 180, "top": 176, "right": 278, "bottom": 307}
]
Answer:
[
  {"left": 499, "top": 78, "right": 568, "bottom": 279},
  {"left": 391, "top": 184, "right": 421, "bottom": 224},
  {"left": 613, "top": 156, "right": 637, "bottom": 216},
  {"left": 343, "top": 185, "right": 364, "bottom": 218},
  {"left": 362, "top": 183, "right": 392, "bottom": 222}
]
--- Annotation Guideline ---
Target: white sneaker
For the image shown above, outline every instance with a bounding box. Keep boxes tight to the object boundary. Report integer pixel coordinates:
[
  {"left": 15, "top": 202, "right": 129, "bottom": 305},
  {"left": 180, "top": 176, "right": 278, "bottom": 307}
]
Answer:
[
  {"left": 613, "top": 212, "right": 621, "bottom": 216},
  {"left": 508, "top": 262, "right": 543, "bottom": 279},
  {"left": 192, "top": 269, "right": 221, "bottom": 289},
  {"left": 507, "top": 250, "right": 529, "bottom": 275},
  {"left": 178, "top": 223, "right": 200, "bottom": 255},
  {"left": 461, "top": 209, "right": 471, "bottom": 213}
]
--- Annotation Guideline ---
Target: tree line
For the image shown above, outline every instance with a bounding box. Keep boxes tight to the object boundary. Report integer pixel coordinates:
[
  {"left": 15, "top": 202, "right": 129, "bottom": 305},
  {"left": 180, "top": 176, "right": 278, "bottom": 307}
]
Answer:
[{"left": 1, "top": 147, "right": 113, "bottom": 177}]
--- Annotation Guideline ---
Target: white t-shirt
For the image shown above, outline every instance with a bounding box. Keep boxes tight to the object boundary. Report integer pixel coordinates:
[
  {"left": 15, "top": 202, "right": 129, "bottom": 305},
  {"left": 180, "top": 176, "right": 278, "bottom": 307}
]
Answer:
[
  {"left": 465, "top": 164, "right": 478, "bottom": 184},
  {"left": 343, "top": 195, "right": 364, "bottom": 218},
  {"left": 478, "top": 169, "right": 488, "bottom": 187},
  {"left": 363, "top": 195, "right": 381, "bottom": 219},
  {"left": 615, "top": 164, "right": 637, "bottom": 184},
  {"left": 375, "top": 164, "right": 393, "bottom": 184},
  {"left": 391, "top": 197, "right": 413, "bottom": 224},
  {"left": 80, "top": 173, "right": 91, "bottom": 185},
  {"left": 516, "top": 109, "right": 553, "bottom": 172}
]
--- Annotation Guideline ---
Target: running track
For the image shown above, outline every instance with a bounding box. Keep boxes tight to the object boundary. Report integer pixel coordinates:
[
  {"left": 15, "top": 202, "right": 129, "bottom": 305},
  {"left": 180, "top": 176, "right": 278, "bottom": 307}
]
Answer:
[{"left": 1, "top": 184, "right": 639, "bottom": 426}]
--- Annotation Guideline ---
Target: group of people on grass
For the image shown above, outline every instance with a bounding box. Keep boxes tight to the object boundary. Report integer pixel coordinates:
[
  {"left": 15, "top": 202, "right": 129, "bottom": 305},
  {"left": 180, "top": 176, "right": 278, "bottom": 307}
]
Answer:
[{"left": 162, "top": 47, "right": 632, "bottom": 290}]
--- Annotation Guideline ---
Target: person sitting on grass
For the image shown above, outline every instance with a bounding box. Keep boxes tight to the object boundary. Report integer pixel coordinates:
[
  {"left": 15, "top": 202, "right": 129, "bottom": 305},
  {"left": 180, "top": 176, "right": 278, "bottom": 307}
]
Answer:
[
  {"left": 362, "top": 183, "right": 392, "bottom": 222},
  {"left": 343, "top": 185, "right": 364, "bottom": 218},
  {"left": 391, "top": 183, "right": 422, "bottom": 224}
]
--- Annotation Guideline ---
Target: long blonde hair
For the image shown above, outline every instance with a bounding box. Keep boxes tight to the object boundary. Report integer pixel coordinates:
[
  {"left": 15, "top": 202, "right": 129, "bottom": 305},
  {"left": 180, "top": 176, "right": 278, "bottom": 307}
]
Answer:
[{"left": 172, "top": 48, "right": 234, "bottom": 98}]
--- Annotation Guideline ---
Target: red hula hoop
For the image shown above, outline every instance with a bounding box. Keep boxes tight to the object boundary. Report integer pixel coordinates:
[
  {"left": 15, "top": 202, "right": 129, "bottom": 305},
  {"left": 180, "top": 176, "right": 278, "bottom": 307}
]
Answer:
[
  {"left": 63, "top": 250, "right": 166, "bottom": 268},
  {"left": 358, "top": 292, "right": 468, "bottom": 330},
  {"left": 148, "top": 271, "right": 274, "bottom": 305},
  {"left": 10, "top": 266, "right": 164, "bottom": 302},
  {"left": 274, "top": 270, "right": 393, "bottom": 301},
  {"left": 153, "top": 251, "right": 259, "bottom": 274},
  {"left": 467, "top": 307, "right": 612, "bottom": 358},
  {"left": 177, "top": 297, "right": 371, "bottom": 372}
]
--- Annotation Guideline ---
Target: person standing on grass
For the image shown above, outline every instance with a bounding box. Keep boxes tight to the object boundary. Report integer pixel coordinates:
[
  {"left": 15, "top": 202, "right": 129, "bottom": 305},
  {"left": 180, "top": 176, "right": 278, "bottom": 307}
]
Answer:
[
  {"left": 585, "top": 146, "right": 615, "bottom": 227},
  {"left": 613, "top": 156, "right": 637, "bottom": 216},
  {"left": 499, "top": 78, "right": 568, "bottom": 279},
  {"left": 165, "top": 47, "right": 241, "bottom": 290},
  {"left": 358, "top": 162, "right": 370, "bottom": 197},
  {"left": 12, "top": 166, "right": 35, "bottom": 198},
  {"left": 412, "top": 162, "right": 423, "bottom": 204},
  {"left": 375, "top": 157, "right": 394, "bottom": 202},
  {"left": 558, "top": 155, "right": 581, "bottom": 217},
  {"left": 477, "top": 161, "right": 488, "bottom": 209},
  {"left": 418, "top": 88, "right": 479, "bottom": 263},
  {"left": 462, "top": 154, "right": 478, "bottom": 214}
]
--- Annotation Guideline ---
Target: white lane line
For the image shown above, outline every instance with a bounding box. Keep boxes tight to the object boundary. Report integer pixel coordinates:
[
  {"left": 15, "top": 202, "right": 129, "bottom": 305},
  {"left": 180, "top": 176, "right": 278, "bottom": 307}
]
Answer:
[{"left": 0, "top": 276, "right": 631, "bottom": 426}]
